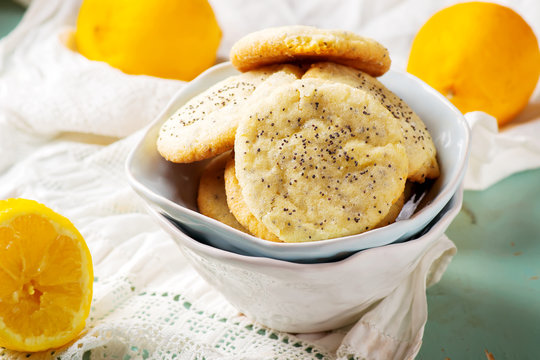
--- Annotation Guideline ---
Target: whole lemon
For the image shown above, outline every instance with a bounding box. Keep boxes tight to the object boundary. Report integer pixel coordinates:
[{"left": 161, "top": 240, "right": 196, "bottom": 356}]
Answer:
[
  {"left": 75, "top": 0, "right": 222, "bottom": 81},
  {"left": 407, "top": 2, "right": 540, "bottom": 126}
]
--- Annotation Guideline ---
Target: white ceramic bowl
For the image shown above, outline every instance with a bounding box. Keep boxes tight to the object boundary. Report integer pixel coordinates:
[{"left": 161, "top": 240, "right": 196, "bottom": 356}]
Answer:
[
  {"left": 126, "top": 62, "right": 470, "bottom": 262},
  {"left": 145, "top": 184, "right": 463, "bottom": 333}
]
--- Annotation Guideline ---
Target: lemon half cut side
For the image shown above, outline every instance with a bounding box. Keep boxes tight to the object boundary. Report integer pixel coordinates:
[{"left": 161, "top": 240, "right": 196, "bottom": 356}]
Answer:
[{"left": 0, "top": 198, "right": 93, "bottom": 352}]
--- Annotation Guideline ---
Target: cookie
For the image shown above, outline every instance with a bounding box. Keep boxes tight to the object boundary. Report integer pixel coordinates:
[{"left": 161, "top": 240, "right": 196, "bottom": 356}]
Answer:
[
  {"left": 230, "top": 25, "right": 391, "bottom": 77},
  {"left": 223, "top": 154, "right": 281, "bottom": 242},
  {"left": 303, "top": 62, "right": 440, "bottom": 182},
  {"left": 235, "top": 78, "right": 408, "bottom": 242},
  {"left": 157, "top": 64, "right": 303, "bottom": 163},
  {"left": 375, "top": 181, "right": 418, "bottom": 227},
  {"left": 197, "top": 152, "right": 247, "bottom": 232},
  {"left": 374, "top": 189, "right": 405, "bottom": 228}
]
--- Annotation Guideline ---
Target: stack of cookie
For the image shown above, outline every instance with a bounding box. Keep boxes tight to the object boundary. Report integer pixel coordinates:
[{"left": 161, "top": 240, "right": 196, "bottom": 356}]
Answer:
[{"left": 157, "top": 26, "right": 439, "bottom": 243}]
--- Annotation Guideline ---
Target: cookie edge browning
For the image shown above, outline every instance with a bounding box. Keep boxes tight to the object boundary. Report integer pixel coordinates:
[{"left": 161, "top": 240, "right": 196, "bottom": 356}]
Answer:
[
  {"left": 197, "top": 152, "right": 248, "bottom": 232},
  {"left": 223, "top": 154, "right": 282, "bottom": 242},
  {"left": 230, "top": 25, "right": 391, "bottom": 77},
  {"left": 160, "top": 127, "right": 236, "bottom": 163}
]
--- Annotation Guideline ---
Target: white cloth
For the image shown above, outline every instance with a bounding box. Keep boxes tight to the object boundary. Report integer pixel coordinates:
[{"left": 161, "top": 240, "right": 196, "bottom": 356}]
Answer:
[
  {"left": 0, "top": 0, "right": 538, "bottom": 359},
  {"left": 463, "top": 111, "right": 540, "bottom": 190}
]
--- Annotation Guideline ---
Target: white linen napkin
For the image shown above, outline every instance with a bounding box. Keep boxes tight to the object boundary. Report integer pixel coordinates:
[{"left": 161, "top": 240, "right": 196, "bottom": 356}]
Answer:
[
  {"left": 463, "top": 110, "right": 540, "bottom": 190},
  {"left": 0, "top": 0, "right": 538, "bottom": 359}
]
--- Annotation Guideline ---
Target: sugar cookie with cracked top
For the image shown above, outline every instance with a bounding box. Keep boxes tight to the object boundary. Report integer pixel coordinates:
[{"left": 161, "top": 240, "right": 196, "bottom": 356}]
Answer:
[
  {"left": 235, "top": 78, "right": 408, "bottom": 242},
  {"left": 157, "top": 64, "right": 303, "bottom": 163},
  {"left": 197, "top": 152, "right": 247, "bottom": 232},
  {"left": 303, "top": 62, "right": 440, "bottom": 182},
  {"left": 224, "top": 154, "right": 282, "bottom": 242},
  {"left": 230, "top": 25, "right": 391, "bottom": 77}
]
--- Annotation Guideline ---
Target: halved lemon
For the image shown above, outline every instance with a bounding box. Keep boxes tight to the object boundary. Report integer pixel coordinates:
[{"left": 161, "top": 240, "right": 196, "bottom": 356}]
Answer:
[{"left": 0, "top": 198, "right": 93, "bottom": 352}]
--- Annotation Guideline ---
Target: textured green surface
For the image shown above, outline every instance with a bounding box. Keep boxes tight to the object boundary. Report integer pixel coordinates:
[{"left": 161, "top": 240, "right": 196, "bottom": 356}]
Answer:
[
  {"left": 418, "top": 167, "right": 540, "bottom": 360},
  {"left": 2, "top": 4, "right": 539, "bottom": 359},
  {"left": 0, "top": 0, "right": 24, "bottom": 38}
]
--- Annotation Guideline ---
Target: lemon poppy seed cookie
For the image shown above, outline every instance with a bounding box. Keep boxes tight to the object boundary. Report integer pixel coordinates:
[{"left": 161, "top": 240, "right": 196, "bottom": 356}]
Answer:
[
  {"left": 374, "top": 181, "right": 416, "bottom": 228},
  {"left": 374, "top": 190, "right": 405, "bottom": 228},
  {"left": 197, "top": 152, "right": 247, "bottom": 232},
  {"left": 235, "top": 79, "right": 408, "bottom": 242},
  {"left": 230, "top": 25, "right": 391, "bottom": 77},
  {"left": 223, "top": 155, "right": 282, "bottom": 242},
  {"left": 157, "top": 64, "right": 303, "bottom": 163},
  {"left": 303, "top": 62, "right": 439, "bottom": 182}
]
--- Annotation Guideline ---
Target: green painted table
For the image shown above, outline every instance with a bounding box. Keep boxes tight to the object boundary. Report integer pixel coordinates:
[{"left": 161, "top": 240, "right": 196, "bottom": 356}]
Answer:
[
  {"left": 418, "top": 168, "right": 540, "bottom": 360},
  {"left": 0, "top": 0, "right": 24, "bottom": 35},
  {"left": 2, "top": 2, "right": 539, "bottom": 359}
]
